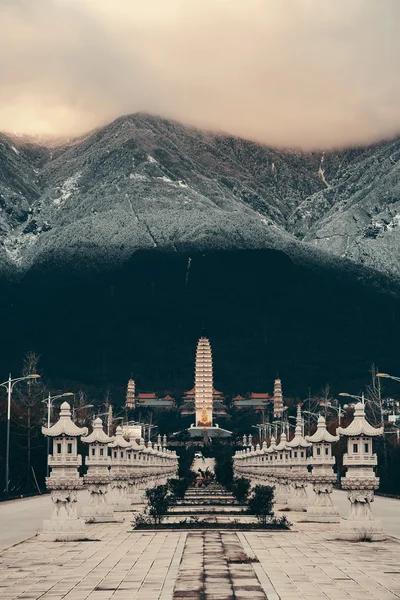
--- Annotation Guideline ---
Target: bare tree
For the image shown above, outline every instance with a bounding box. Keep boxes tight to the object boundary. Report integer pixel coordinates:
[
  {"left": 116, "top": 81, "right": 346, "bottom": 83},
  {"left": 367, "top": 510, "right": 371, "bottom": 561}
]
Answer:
[
  {"left": 366, "top": 363, "right": 387, "bottom": 467},
  {"left": 13, "top": 352, "right": 47, "bottom": 491},
  {"left": 72, "top": 390, "right": 93, "bottom": 426}
]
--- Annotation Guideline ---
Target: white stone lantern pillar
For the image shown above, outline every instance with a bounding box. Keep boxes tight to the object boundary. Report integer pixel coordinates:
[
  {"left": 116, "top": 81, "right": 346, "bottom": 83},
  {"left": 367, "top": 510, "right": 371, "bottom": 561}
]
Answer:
[
  {"left": 305, "top": 415, "right": 339, "bottom": 522},
  {"left": 81, "top": 417, "right": 118, "bottom": 522},
  {"left": 286, "top": 405, "right": 311, "bottom": 511},
  {"left": 337, "top": 402, "right": 384, "bottom": 540},
  {"left": 266, "top": 436, "right": 277, "bottom": 490},
  {"left": 274, "top": 432, "right": 290, "bottom": 505},
  {"left": 109, "top": 426, "right": 132, "bottom": 512},
  {"left": 40, "top": 401, "right": 88, "bottom": 541},
  {"left": 126, "top": 436, "right": 144, "bottom": 505}
]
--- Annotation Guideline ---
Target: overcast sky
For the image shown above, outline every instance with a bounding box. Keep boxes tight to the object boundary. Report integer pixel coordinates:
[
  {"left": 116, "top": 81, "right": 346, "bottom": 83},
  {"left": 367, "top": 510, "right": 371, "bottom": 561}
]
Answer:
[{"left": 1, "top": 0, "right": 399, "bottom": 149}]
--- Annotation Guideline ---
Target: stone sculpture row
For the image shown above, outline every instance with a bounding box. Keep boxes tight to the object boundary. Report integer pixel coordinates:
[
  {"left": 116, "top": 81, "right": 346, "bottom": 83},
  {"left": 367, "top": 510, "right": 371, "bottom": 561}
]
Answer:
[
  {"left": 40, "top": 402, "right": 178, "bottom": 541},
  {"left": 234, "top": 402, "right": 384, "bottom": 541}
]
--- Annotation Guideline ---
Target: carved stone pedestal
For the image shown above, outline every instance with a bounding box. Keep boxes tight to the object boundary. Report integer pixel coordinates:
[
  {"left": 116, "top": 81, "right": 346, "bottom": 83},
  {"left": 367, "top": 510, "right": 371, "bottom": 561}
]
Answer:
[
  {"left": 82, "top": 479, "right": 120, "bottom": 522},
  {"left": 128, "top": 479, "right": 146, "bottom": 505},
  {"left": 274, "top": 477, "right": 289, "bottom": 504},
  {"left": 110, "top": 479, "right": 133, "bottom": 512},
  {"left": 305, "top": 478, "right": 339, "bottom": 522},
  {"left": 39, "top": 483, "right": 87, "bottom": 541},
  {"left": 339, "top": 484, "right": 384, "bottom": 541},
  {"left": 287, "top": 478, "right": 308, "bottom": 511}
]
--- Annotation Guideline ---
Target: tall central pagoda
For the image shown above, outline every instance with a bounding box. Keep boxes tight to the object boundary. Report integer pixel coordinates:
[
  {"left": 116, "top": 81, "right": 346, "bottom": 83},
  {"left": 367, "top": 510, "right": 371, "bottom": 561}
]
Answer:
[
  {"left": 184, "top": 334, "right": 231, "bottom": 439},
  {"left": 195, "top": 336, "right": 214, "bottom": 427}
]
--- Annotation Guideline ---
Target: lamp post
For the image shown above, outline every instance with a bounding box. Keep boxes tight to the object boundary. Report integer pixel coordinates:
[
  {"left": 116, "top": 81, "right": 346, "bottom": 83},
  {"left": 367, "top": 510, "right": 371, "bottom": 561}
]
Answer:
[
  {"left": 72, "top": 404, "right": 94, "bottom": 422},
  {"left": 97, "top": 413, "right": 123, "bottom": 436},
  {"left": 376, "top": 373, "right": 400, "bottom": 383},
  {"left": 1, "top": 373, "right": 40, "bottom": 494},
  {"left": 339, "top": 392, "right": 365, "bottom": 406},
  {"left": 42, "top": 392, "right": 74, "bottom": 477},
  {"left": 319, "top": 402, "right": 346, "bottom": 426}
]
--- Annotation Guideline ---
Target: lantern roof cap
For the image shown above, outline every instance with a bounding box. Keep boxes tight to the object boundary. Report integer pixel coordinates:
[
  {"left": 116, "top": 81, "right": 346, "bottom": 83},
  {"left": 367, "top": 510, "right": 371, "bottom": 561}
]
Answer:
[
  {"left": 337, "top": 402, "right": 383, "bottom": 437},
  {"left": 287, "top": 405, "right": 311, "bottom": 448},
  {"left": 108, "top": 425, "right": 131, "bottom": 448},
  {"left": 42, "top": 401, "right": 88, "bottom": 437},
  {"left": 82, "top": 417, "right": 114, "bottom": 444},
  {"left": 266, "top": 436, "right": 276, "bottom": 453},
  {"left": 275, "top": 432, "right": 288, "bottom": 451},
  {"left": 306, "top": 415, "right": 339, "bottom": 443}
]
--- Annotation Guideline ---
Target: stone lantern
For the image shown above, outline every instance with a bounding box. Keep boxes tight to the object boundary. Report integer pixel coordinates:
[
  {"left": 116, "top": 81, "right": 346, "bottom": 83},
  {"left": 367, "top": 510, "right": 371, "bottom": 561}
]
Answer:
[
  {"left": 265, "top": 435, "right": 276, "bottom": 488},
  {"left": 41, "top": 401, "right": 88, "bottom": 541},
  {"left": 109, "top": 426, "right": 132, "bottom": 512},
  {"left": 286, "top": 405, "right": 311, "bottom": 511},
  {"left": 81, "top": 417, "right": 118, "bottom": 522},
  {"left": 126, "top": 434, "right": 144, "bottom": 505},
  {"left": 274, "top": 431, "right": 290, "bottom": 505},
  {"left": 337, "top": 402, "right": 384, "bottom": 540},
  {"left": 305, "top": 415, "right": 339, "bottom": 522}
]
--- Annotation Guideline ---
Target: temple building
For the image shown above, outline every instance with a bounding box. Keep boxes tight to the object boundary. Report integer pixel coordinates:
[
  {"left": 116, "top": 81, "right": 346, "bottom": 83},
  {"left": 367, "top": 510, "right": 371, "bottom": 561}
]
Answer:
[
  {"left": 232, "top": 392, "right": 270, "bottom": 410},
  {"left": 136, "top": 392, "right": 175, "bottom": 409}
]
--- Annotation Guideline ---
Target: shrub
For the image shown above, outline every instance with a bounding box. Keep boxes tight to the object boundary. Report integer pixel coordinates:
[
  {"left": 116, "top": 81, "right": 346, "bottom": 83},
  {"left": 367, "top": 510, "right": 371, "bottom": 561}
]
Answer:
[
  {"left": 145, "top": 484, "right": 172, "bottom": 525},
  {"left": 248, "top": 485, "right": 274, "bottom": 525},
  {"left": 213, "top": 444, "right": 234, "bottom": 488},
  {"left": 232, "top": 477, "right": 251, "bottom": 504}
]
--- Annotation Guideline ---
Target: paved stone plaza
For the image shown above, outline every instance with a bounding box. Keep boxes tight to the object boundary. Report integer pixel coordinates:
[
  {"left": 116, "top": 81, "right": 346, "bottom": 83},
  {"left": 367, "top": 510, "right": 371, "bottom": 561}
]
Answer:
[{"left": 1, "top": 509, "right": 400, "bottom": 600}]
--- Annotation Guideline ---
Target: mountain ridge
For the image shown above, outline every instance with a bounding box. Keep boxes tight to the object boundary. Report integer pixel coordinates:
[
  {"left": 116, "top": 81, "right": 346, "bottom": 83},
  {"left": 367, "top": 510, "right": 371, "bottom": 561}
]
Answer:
[{"left": 1, "top": 113, "right": 399, "bottom": 290}]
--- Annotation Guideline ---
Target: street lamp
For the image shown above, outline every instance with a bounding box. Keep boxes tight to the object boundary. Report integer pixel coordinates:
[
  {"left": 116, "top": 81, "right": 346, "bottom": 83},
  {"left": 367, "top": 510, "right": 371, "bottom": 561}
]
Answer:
[
  {"left": 339, "top": 392, "right": 366, "bottom": 406},
  {"left": 319, "top": 402, "right": 347, "bottom": 426},
  {"left": 72, "top": 404, "right": 94, "bottom": 420},
  {"left": 42, "top": 392, "right": 74, "bottom": 477},
  {"left": 0, "top": 373, "right": 40, "bottom": 494},
  {"left": 377, "top": 373, "right": 400, "bottom": 383}
]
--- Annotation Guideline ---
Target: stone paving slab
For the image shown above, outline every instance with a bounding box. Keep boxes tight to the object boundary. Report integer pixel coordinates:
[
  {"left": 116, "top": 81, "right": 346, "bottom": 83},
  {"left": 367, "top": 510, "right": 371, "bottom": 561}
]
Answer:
[
  {"left": 1, "top": 515, "right": 400, "bottom": 600},
  {"left": 0, "top": 522, "right": 186, "bottom": 600}
]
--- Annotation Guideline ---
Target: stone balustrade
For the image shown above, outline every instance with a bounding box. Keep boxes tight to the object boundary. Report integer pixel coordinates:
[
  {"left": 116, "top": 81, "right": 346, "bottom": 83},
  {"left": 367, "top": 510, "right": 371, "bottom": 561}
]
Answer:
[
  {"left": 41, "top": 402, "right": 178, "bottom": 540},
  {"left": 234, "top": 402, "right": 384, "bottom": 540}
]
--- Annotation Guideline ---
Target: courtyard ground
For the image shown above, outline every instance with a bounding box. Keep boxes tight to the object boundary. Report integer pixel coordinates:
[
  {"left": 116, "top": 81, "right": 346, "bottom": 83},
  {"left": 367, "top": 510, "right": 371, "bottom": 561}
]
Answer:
[{"left": 1, "top": 510, "right": 400, "bottom": 600}]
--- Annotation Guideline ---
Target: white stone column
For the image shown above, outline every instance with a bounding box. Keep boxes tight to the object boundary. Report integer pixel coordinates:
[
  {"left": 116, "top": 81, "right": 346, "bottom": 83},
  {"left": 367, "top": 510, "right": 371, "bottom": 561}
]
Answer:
[
  {"left": 40, "top": 402, "right": 88, "bottom": 541},
  {"left": 337, "top": 402, "right": 384, "bottom": 541}
]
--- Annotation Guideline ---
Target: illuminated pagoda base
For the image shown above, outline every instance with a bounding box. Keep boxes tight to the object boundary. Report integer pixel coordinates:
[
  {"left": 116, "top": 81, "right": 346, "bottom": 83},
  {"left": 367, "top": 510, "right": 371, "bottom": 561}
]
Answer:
[{"left": 187, "top": 423, "right": 231, "bottom": 439}]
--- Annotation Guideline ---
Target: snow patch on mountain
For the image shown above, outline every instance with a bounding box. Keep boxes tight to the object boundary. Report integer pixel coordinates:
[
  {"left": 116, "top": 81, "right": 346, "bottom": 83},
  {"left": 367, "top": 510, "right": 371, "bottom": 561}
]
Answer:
[{"left": 53, "top": 172, "right": 82, "bottom": 206}]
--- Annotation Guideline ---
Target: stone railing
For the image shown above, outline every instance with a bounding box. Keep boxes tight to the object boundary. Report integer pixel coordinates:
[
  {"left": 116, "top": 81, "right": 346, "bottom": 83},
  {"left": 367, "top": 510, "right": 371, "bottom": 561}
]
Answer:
[
  {"left": 234, "top": 404, "right": 384, "bottom": 541},
  {"left": 41, "top": 405, "right": 178, "bottom": 540}
]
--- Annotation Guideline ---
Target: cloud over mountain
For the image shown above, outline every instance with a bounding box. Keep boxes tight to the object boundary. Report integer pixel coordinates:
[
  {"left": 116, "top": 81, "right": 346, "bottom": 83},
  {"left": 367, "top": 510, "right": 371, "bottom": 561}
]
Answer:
[{"left": 1, "top": 0, "right": 400, "bottom": 149}]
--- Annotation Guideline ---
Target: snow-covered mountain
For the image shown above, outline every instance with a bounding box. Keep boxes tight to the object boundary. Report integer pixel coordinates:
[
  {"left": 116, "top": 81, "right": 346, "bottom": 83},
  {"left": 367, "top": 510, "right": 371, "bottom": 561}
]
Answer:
[{"left": 1, "top": 113, "right": 400, "bottom": 286}]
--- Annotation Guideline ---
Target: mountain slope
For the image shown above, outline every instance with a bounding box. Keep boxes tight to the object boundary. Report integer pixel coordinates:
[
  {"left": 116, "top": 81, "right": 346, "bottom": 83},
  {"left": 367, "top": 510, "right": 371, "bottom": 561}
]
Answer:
[{"left": 0, "top": 113, "right": 399, "bottom": 286}]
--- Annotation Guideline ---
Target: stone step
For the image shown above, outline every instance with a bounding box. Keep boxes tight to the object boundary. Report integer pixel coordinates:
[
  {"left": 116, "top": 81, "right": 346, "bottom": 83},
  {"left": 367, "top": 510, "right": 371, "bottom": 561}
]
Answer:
[{"left": 169, "top": 505, "right": 247, "bottom": 513}]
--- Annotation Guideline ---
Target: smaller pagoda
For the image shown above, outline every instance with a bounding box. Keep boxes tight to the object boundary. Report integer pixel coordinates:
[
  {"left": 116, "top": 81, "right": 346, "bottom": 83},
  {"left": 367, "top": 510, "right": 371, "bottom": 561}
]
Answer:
[
  {"left": 273, "top": 379, "right": 284, "bottom": 418},
  {"left": 337, "top": 402, "right": 384, "bottom": 540}
]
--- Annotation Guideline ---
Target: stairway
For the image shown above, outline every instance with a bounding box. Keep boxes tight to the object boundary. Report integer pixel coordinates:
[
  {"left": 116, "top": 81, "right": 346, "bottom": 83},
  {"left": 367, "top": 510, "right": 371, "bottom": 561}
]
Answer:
[{"left": 170, "top": 482, "right": 246, "bottom": 515}]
